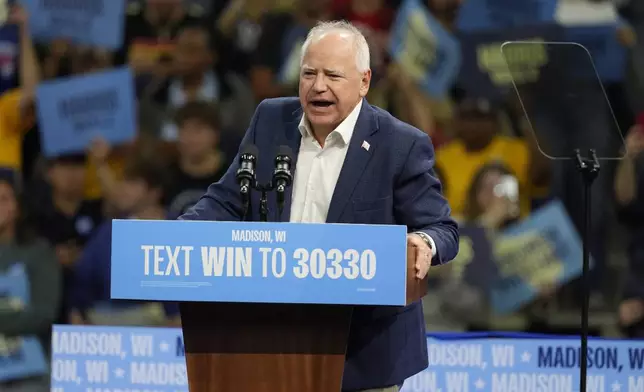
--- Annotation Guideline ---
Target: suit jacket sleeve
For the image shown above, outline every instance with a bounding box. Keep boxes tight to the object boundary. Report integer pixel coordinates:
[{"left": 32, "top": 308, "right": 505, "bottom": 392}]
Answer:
[
  {"left": 178, "top": 101, "right": 265, "bottom": 222},
  {"left": 394, "top": 132, "right": 459, "bottom": 265}
]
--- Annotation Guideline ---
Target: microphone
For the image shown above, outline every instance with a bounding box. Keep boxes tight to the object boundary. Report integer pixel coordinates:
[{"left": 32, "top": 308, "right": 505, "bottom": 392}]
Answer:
[
  {"left": 236, "top": 144, "right": 258, "bottom": 205},
  {"left": 273, "top": 145, "right": 294, "bottom": 214}
]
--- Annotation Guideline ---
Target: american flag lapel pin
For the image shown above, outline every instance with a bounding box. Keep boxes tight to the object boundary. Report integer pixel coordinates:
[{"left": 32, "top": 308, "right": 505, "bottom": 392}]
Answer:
[{"left": 361, "top": 140, "right": 370, "bottom": 151}]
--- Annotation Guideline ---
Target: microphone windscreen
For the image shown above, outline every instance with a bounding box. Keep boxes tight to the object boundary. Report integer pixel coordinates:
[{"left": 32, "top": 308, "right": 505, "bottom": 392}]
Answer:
[
  {"left": 240, "top": 144, "right": 259, "bottom": 159},
  {"left": 277, "top": 145, "right": 294, "bottom": 159}
]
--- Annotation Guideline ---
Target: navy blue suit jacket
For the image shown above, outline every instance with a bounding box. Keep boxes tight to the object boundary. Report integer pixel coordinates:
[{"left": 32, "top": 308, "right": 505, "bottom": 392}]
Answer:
[{"left": 181, "top": 97, "right": 459, "bottom": 390}]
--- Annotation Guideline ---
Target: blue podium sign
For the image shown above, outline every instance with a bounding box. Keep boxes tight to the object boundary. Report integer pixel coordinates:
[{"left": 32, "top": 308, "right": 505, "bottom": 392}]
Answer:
[
  {"left": 50, "top": 325, "right": 644, "bottom": 392},
  {"left": 110, "top": 220, "right": 408, "bottom": 306},
  {"left": 402, "top": 335, "right": 644, "bottom": 391}
]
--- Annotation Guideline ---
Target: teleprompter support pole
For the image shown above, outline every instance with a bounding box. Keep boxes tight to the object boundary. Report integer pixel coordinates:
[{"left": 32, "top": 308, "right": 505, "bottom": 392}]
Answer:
[{"left": 574, "top": 148, "right": 600, "bottom": 392}]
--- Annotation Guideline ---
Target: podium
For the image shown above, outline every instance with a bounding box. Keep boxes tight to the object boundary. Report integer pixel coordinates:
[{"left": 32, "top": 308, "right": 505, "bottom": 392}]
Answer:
[{"left": 111, "top": 219, "right": 428, "bottom": 392}]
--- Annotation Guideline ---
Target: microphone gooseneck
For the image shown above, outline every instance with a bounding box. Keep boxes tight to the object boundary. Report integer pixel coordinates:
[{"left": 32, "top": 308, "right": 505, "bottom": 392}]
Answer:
[
  {"left": 236, "top": 144, "right": 259, "bottom": 217},
  {"left": 273, "top": 145, "right": 294, "bottom": 215}
]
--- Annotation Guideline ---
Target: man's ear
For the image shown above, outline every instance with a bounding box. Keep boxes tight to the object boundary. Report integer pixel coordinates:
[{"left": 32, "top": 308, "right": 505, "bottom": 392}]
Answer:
[{"left": 359, "top": 69, "right": 372, "bottom": 98}]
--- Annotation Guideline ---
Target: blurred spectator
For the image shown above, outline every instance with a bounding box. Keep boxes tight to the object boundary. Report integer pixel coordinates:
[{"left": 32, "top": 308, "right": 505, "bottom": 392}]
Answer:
[
  {"left": 141, "top": 24, "right": 254, "bottom": 139},
  {"left": 436, "top": 96, "right": 548, "bottom": 219},
  {"left": 615, "top": 124, "right": 644, "bottom": 337},
  {"left": 215, "top": 0, "right": 284, "bottom": 76},
  {"left": 68, "top": 157, "right": 179, "bottom": 326},
  {"left": 27, "top": 154, "right": 104, "bottom": 324},
  {"left": 0, "top": 5, "right": 40, "bottom": 180},
  {"left": 250, "top": 0, "right": 332, "bottom": 100},
  {"left": 164, "top": 102, "right": 229, "bottom": 218},
  {"left": 118, "top": 0, "right": 208, "bottom": 76},
  {"left": 462, "top": 162, "right": 521, "bottom": 229},
  {"left": 0, "top": 169, "right": 61, "bottom": 392}
]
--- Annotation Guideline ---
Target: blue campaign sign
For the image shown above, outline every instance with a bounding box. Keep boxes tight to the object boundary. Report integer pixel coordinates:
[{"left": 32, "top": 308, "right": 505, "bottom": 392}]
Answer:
[
  {"left": 457, "top": 24, "right": 563, "bottom": 100},
  {"left": 51, "top": 325, "right": 188, "bottom": 391},
  {"left": 563, "top": 24, "right": 627, "bottom": 82},
  {"left": 456, "top": 0, "right": 559, "bottom": 32},
  {"left": 402, "top": 335, "right": 644, "bottom": 391},
  {"left": 449, "top": 225, "right": 497, "bottom": 292},
  {"left": 490, "top": 200, "right": 585, "bottom": 314},
  {"left": 36, "top": 67, "right": 137, "bottom": 157},
  {"left": 388, "top": 0, "right": 461, "bottom": 98},
  {"left": 110, "top": 220, "right": 408, "bottom": 306},
  {"left": 0, "top": 24, "right": 19, "bottom": 94},
  {"left": 19, "top": 0, "right": 125, "bottom": 50},
  {"left": 50, "top": 325, "right": 644, "bottom": 392},
  {"left": 0, "top": 263, "right": 48, "bottom": 382}
]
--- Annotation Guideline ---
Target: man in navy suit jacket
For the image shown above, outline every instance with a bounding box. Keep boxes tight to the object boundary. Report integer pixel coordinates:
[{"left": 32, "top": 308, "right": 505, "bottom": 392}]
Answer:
[{"left": 181, "top": 20, "right": 459, "bottom": 392}]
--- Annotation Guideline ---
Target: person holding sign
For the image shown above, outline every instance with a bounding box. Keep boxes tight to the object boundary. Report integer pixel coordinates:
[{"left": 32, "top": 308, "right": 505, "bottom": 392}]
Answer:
[
  {"left": 181, "top": 20, "right": 459, "bottom": 392},
  {"left": 0, "top": 169, "right": 61, "bottom": 392}
]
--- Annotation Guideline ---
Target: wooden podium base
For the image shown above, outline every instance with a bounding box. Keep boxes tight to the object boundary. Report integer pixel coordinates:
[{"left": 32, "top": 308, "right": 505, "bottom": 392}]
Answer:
[{"left": 179, "top": 302, "right": 353, "bottom": 392}]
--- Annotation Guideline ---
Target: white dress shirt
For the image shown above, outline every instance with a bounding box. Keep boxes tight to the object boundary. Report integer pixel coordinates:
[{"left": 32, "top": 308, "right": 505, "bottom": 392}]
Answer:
[
  {"left": 289, "top": 100, "right": 437, "bottom": 258},
  {"left": 290, "top": 100, "right": 363, "bottom": 223}
]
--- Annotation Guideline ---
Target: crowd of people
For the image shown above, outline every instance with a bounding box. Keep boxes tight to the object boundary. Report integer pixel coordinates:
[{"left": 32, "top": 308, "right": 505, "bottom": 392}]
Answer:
[{"left": 2, "top": 0, "right": 644, "bottom": 389}]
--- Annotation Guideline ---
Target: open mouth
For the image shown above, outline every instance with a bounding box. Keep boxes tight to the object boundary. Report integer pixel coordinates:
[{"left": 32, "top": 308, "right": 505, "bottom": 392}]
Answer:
[{"left": 310, "top": 100, "right": 334, "bottom": 108}]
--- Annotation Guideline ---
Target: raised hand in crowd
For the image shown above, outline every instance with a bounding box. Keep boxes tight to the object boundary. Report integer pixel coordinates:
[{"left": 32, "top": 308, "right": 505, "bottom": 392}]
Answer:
[
  {"left": 478, "top": 192, "right": 520, "bottom": 230},
  {"left": 615, "top": 124, "right": 644, "bottom": 206},
  {"left": 7, "top": 3, "right": 27, "bottom": 26},
  {"left": 619, "top": 298, "right": 644, "bottom": 327},
  {"left": 617, "top": 24, "right": 637, "bottom": 47},
  {"left": 626, "top": 124, "right": 644, "bottom": 156},
  {"left": 55, "top": 240, "right": 82, "bottom": 268},
  {"left": 88, "top": 137, "right": 120, "bottom": 213}
]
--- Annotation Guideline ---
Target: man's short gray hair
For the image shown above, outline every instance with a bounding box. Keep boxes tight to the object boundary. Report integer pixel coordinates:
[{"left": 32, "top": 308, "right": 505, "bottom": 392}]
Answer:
[{"left": 300, "top": 20, "right": 371, "bottom": 73}]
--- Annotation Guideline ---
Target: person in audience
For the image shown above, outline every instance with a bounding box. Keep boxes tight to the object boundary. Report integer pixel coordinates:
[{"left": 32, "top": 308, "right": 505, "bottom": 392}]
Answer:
[
  {"left": 117, "top": 0, "right": 208, "bottom": 76},
  {"left": 215, "top": 0, "right": 285, "bottom": 76},
  {"left": 141, "top": 24, "right": 254, "bottom": 139},
  {"left": 249, "top": 0, "right": 333, "bottom": 100},
  {"left": 0, "top": 168, "right": 61, "bottom": 392},
  {"left": 436, "top": 95, "right": 548, "bottom": 219},
  {"left": 462, "top": 162, "right": 521, "bottom": 230},
  {"left": 68, "top": 157, "right": 179, "bottom": 326},
  {"left": 27, "top": 154, "right": 104, "bottom": 324},
  {"left": 0, "top": 5, "right": 40, "bottom": 181},
  {"left": 164, "top": 102, "right": 229, "bottom": 218},
  {"left": 615, "top": 124, "right": 644, "bottom": 337}
]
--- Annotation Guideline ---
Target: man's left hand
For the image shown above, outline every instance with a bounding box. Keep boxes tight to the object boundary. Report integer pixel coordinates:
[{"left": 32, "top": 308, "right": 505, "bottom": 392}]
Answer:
[{"left": 408, "top": 234, "right": 432, "bottom": 279}]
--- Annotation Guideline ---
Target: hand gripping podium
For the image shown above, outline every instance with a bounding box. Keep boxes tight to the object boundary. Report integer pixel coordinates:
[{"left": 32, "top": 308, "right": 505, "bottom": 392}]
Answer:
[{"left": 111, "top": 219, "right": 428, "bottom": 392}]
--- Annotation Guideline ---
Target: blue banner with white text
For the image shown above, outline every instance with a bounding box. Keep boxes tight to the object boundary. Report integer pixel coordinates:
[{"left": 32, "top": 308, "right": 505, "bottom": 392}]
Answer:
[
  {"left": 19, "top": 0, "right": 125, "bottom": 49},
  {"left": 490, "top": 200, "right": 586, "bottom": 314},
  {"left": 36, "top": 67, "right": 136, "bottom": 157},
  {"left": 50, "top": 325, "right": 644, "bottom": 392},
  {"left": 0, "top": 263, "right": 48, "bottom": 382},
  {"left": 110, "top": 220, "right": 408, "bottom": 306},
  {"left": 389, "top": 0, "right": 461, "bottom": 98},
  {"left": 448, "top": 201, "right": 586, "bottom": 314}
]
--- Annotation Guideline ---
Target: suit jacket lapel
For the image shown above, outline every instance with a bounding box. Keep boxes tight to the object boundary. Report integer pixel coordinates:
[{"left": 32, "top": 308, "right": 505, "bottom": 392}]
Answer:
[
  {"left": 279, "top": 107, "right": 303, "bottom": 222},
  {"left": 326, "top": 101, "right": 379, "bottom": 223}
]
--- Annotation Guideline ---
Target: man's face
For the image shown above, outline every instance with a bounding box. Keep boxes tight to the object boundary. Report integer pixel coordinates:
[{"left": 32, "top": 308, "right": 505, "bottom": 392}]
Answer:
[
  {"left": 174, "top": 29, "right": 211, "bottom": 76},
  {"left": 48, "top": 163, "right": 86, "bottom": 198},
  {"left": 178, "top": 119, "right": 218, "bottom": 160},
  {"left": 298, "top": 33, "right": 371, "bottom": 132}
]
